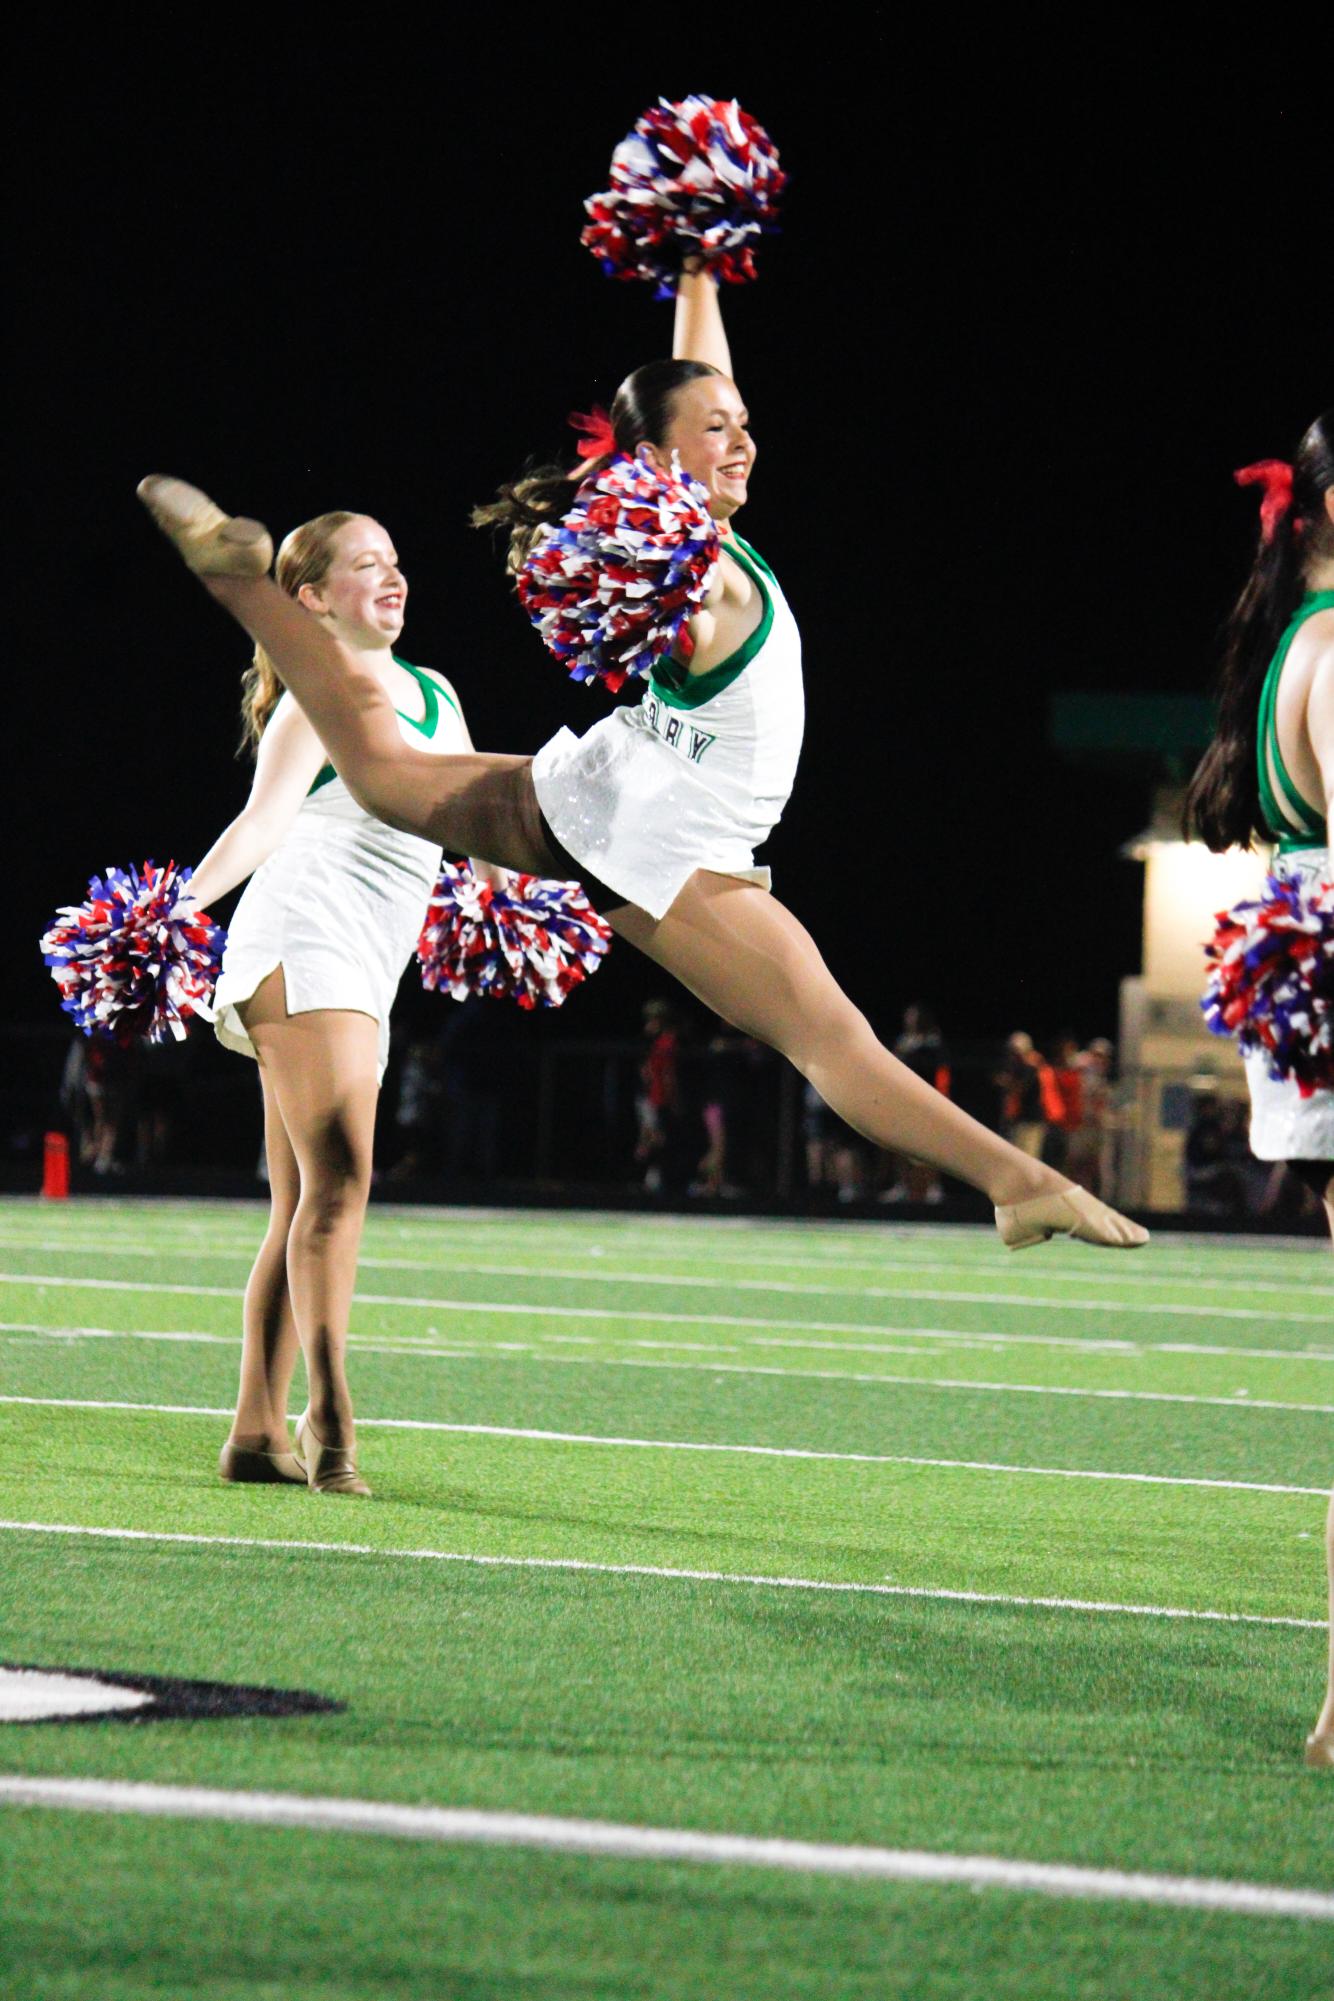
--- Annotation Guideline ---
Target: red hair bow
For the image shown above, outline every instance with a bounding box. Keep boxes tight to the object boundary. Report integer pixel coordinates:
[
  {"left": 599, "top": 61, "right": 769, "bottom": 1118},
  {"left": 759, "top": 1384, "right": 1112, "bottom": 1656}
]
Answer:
[
  {"left": 568, "top": 406, "right": 618, "bottom": 461},
  {"left": 1234, "top": 459, "right": 1295, "bottom": 544}
]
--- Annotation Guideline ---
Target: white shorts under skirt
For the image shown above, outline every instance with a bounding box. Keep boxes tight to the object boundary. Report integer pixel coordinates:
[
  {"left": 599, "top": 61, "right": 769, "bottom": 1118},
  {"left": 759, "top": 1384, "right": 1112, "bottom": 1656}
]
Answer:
[{"left": 1244, "top": 847, "right": 1334, "bottom": 1161}]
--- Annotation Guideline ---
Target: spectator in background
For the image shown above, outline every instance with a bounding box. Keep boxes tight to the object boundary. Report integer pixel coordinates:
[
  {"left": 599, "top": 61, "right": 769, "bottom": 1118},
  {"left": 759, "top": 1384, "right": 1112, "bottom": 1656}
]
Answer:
[
  {"left": 1067, "top": 1037, "right": 1114, "bottom": 1196},
  {"left": 994, "top": 1032, "right": 1059, "bottom": 1159},
  {"left": 880, "top": 1004, "right": 951, "bottom": 1204},
  {"left": 636, "top": 999, "right": 681, "bottom": 1194},
  {"left": 1043, "top": 1035, "right": 1086, "bottom": 1174},
  {"left": 389, "top": 1036, "right": 443, "bottom": 1181}
]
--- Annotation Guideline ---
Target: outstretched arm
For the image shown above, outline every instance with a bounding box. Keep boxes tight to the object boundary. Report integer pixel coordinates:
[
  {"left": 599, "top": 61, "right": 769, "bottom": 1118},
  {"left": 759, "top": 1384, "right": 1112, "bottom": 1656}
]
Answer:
[
  {"left": 673, "top": 266, "right": 733, "bottom": 377},
  {"left": 189, "top": 695, "right": 325, "bottom": 908}
]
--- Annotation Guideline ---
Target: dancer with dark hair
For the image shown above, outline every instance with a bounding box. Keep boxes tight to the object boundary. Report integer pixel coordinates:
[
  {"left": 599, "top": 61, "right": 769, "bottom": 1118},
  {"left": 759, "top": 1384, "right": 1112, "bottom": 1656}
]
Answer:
[
  {"left": 1185, "top": 409, "right": 1334, "bottom": 1767},
  {"left": 190, "top": 510, "right": 500, "bottom": 1496},
  {"left": 138, "top": 269, "right": 1146, "bottom": 1252}
]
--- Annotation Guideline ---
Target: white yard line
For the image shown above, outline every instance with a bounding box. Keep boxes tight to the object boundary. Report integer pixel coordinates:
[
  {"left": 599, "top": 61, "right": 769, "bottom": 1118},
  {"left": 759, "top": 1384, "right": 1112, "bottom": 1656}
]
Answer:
[
  {"left": 2, "top": 1322, "right": 1330, "bottom": 1412},
  {"left": 1, "top": 1777, "right": 1328, "bottom": 1917},
  {"left": 0, "top": 1520, "right": 1321, "bottom": 1629},
  {"left": 3, "top": 1230, "right": 1330, "bottom": 1301},
  {"left": 3, "top": 1251, "right": 1328, "bottom": 1321},
  {"left": 3, "top": 1271, "right": 1327, "bottom": 1335},
  {"left": 4, "top": 1396, "right": 1323, "bottom": 1497}
]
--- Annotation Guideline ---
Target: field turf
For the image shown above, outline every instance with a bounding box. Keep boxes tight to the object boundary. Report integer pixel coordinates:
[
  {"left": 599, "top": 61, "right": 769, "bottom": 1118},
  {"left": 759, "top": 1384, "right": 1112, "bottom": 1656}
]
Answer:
[{"left": 0, "top": 1196, "right": 1330, "bottom": 1998}]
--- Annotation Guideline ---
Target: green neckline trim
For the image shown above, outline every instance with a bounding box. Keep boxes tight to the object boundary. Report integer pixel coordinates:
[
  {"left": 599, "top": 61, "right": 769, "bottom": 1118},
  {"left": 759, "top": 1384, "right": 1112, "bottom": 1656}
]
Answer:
[
  {"left": 649, "top": 536, "right": 775, "bottom": 712},
  {"left": 309, "top": 658, "right": 458, "bottom": 795},
  {"left": 1256, "top": 591, "right": 1333, "bottom": 845}
]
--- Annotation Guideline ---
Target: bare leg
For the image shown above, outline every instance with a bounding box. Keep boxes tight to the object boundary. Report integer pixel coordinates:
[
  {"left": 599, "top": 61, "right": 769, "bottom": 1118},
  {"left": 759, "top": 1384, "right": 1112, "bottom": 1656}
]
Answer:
[
  {"left": 226, "top": 1069, "right": 302, "bottom": 1454},
  {"left": 204, "top": 571, "right": 556, "bottom": 869},
  {"left": 611, "top": 875, "right": 1132, "bottom": 1215},
  {"left": 242, "top": 971, "right": 378, "bottom": 1481}
]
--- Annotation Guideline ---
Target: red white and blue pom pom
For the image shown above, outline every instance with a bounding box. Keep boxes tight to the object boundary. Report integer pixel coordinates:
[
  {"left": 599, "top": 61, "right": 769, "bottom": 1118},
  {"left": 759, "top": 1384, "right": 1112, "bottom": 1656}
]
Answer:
[
  {"left": 582, "top": 95, "right": 785, "bottom": 298},
  {"left": 1202, "top": 872, "right": 1334, "bottom": 1095},
  {"left": 517, "top": 451, "right": 719, "bottom": 692},
  {"left": 40, "top": 861, "right": 226, "bottom": 1044},
  {"left": 417, "top": 863, "right": 613, "bottom": 1011}
]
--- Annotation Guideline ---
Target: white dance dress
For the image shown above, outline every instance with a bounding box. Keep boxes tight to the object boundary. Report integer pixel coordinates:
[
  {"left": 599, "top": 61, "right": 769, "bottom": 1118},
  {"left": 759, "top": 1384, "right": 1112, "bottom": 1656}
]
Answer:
[
  {"left": 213, "top": 662, "right": 466, "bottom": 1082},
  {"left": 531, "top": 533, "right": 804, "bottom": 920},
  {"left": 1244, "top": 589, "right": 1334, "bottom": 1161}
]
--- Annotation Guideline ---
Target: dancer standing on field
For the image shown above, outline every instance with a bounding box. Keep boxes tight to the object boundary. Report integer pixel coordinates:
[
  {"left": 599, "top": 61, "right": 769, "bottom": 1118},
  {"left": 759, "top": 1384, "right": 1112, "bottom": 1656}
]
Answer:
[
  {"left": 137, "top": 258, "right": 1146, "bottom": 1251},
  {"left": 1186, "top": 411, "right": 1334, "bottom": 1768},
  {"left": 190, "top": 509, "right": 502, "bottom": 1497}
]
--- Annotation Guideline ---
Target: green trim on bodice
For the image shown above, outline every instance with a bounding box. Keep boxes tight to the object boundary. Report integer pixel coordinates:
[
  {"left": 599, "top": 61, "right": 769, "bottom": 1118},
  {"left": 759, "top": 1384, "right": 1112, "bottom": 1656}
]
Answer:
[
  {"left": 308, "top": 659, "right": 459, "bottom": 796},
  {"left": 649, "top": 533, "right": 775, "bottom": 713}
]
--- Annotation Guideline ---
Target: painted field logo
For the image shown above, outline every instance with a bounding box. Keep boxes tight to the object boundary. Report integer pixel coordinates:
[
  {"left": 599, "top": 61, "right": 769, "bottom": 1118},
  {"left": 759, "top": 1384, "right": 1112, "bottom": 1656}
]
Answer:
[{"left": 0, "top": 1663, "right": 343, "bottom": 1725}]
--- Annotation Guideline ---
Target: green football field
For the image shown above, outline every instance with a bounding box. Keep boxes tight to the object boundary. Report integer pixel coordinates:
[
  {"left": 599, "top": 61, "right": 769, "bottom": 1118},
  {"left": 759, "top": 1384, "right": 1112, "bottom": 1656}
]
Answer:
[{"left": 0, "top": 1195, "right": 1330, "bottom": 1999}]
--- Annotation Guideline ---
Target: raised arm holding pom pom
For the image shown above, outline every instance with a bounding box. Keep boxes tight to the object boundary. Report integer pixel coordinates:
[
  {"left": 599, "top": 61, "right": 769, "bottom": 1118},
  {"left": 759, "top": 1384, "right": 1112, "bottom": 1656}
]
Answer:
[{"left": 135, "top": 94, "right": 1150, "bottom": 1257}]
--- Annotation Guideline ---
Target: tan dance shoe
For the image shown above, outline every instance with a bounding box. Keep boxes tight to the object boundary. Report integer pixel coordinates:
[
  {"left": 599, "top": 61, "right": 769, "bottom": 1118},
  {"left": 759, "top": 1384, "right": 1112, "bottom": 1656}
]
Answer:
[
  {"left": 1304, "top": 1732, "right": 1334, "bottom": 1770},
  {"left": 137, "top": 475, "right": 273, "bottom": 577},
  {"left": 995, "top": 1185, "right": 1149, "bottom": 1251},
  {"left": 218, "top": 1441, "right": 307, "bottom": 1485},
  {"left": 294, "top": 1410, "right": 372, "bottom": 1498}
]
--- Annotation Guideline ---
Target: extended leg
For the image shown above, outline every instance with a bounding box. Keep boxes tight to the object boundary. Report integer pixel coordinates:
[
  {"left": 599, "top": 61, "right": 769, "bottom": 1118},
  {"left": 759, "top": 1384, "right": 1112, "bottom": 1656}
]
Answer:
[
  {"left": 612, "top": 874, "right": 1145, "bottom": 1233},
  {"left": 137, "top": 477, "right": 555, "bottom": 870}
]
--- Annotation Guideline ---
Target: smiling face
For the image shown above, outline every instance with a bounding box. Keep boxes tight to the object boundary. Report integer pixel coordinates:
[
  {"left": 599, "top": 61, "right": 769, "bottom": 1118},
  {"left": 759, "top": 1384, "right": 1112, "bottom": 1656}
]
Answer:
[
  {"left": 644, "top": 376, "right": 756, "bottom": 520},
  {"left": 297, "top": 516, "right": 406, "bottom": 645}
]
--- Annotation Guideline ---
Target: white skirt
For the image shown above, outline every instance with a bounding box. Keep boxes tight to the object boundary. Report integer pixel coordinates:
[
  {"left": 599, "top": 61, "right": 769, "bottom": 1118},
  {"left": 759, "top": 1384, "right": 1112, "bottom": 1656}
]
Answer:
[
  {"left": 532, "top": 710, "right": 771, "bottom": 921},
  {"left": 1244, "top": 846, "right": 1334, "bottom": 1161},
  {"left": 214, "top": 822, "right": 434, "bottom": 1083}
]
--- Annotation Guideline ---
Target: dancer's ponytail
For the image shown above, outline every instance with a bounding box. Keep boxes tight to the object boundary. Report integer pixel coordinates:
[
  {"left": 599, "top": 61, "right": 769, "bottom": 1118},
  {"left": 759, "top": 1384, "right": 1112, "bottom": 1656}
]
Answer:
[
  {"left": 1186, "top": 412, "right": 1334, "bottom": 850},
  {"left": 472, "top": 359, "right": 721, "bottom": 573},
  {"left": 238, "top": 510, "right": 360, "bottom": 753}
]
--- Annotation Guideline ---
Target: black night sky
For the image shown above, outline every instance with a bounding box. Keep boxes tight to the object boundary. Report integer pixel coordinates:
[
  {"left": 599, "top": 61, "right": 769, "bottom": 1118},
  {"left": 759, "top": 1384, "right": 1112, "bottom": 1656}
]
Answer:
[{"left": 8, "top": 28, "right": 1328, "bottom": 1121}]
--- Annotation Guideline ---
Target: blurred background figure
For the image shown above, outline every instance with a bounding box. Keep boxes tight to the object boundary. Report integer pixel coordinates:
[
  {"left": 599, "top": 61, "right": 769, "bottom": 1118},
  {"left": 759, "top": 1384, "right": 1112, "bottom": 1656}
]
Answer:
[
  {"left": 635, "top": 999, "right": 681, "bottom": 1195},
  {"left": 802, "top": 1080, "right": 866, "bottom": 1202},
  {"left": 439, "top": 997, "right": 510, "bottom": 1183},
  {"left": 80, "top": 1036, "right": 139, "bottom": 1176},
  {"left": 1183, "top": 1092, "right": 1249, "bottom": 1217},
  {"left": 994, "top": 1031, "right": 1057, "bottom": 1160},
  {"left": 880, "top": 1004, "right": 951, "bottom": 1204},
  {"left": 1066, "top": 1037, "right": 1114, "bottom": 1195}
]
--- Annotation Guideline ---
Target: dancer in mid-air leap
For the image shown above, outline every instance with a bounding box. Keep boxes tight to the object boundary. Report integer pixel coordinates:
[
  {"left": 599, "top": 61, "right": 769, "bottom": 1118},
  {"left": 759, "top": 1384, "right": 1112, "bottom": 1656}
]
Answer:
[
  {"left": 1186, "top": 411, "right": 1334, "bottom": 1766},
  {"left": 138, "top": 258, "right": 1145, "bottom": 1252}
]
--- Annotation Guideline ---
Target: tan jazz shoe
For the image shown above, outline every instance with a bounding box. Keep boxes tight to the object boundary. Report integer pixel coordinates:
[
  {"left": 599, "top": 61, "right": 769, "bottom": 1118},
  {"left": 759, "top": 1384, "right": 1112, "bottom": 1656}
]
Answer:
[
  {"left": 294, "top": 1409, "right": 372, "bottom": 1498},
  {"left": 995, "top": 1185, "right": 1149, "bottom": 1251},
  {"left": 218, "top": 1441, "right": 306, "bottom": 1485},
  {"left": 1305, "top": 1732, "right": 1334, "bottom": 1770},
  {"left": 136, "top": 475, "right": 273, "bottom": 578}
]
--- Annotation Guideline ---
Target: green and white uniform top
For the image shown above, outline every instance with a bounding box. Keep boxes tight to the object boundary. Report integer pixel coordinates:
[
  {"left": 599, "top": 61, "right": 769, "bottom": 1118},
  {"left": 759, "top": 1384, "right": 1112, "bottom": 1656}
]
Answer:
[
  {"left": 1245, "top": 589, "right": 1334, "bottom": 1160},
  {"left": 1256, "top": 590, "right": 1332, "bottom": 854},
  {"left": 531, "top": 533, "right": 804, "bottom": 919},
  {"left": 213, "top": 660, "right": 468, "bottom": 1083}
]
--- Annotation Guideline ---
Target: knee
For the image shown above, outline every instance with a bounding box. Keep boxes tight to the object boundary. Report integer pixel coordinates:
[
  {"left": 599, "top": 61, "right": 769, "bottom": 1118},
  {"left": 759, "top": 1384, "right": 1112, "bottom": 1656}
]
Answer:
[{"left": 297, "top": 1140, "right": 372, "bottom": 1240}]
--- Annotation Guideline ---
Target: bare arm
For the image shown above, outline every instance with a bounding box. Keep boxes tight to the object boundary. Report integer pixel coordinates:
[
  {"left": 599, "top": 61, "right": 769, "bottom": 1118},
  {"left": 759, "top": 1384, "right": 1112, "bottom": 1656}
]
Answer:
[
  {"left": 673, "top": 266, "right": 733, "bottom": 377},
  {"left": 1306, "top": 629, "right": 1334, "bottom": 829},
  {"left": 189, "top": 694, "right": 326, "bottom": 908}
]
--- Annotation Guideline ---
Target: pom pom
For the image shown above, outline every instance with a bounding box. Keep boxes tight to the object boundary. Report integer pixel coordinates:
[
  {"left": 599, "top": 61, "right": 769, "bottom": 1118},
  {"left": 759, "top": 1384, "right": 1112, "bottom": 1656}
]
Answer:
[
  {"left": 417, "top": 863, "right": 613, "bottom": 1011},
  {"left": 517, "top": 451, "right": 719, "bottom": 691},
  {"left": 582, "top": 95, "right": 785, "bottom": 298},
  {"left": 40, "top": 861, "right": 226, "bottom": 1044},
  {"left": 1202, "top": 872, "right": 1334, "bottom": 1095}
]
